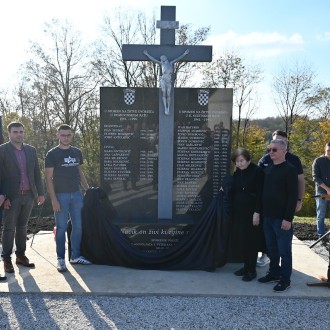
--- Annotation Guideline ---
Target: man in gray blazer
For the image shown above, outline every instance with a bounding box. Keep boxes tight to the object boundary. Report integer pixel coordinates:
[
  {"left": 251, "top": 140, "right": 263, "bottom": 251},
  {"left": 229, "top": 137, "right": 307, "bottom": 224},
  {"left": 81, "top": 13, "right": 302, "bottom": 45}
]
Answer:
[{"left": 0, "top": 121, "right": 45, "bottom": 273}]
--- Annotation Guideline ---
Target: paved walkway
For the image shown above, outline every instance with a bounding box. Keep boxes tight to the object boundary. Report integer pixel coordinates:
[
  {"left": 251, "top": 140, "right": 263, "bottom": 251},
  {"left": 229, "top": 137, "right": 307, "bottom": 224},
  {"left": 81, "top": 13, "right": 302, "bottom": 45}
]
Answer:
[{"left": 0, "top": 232, "right": 329, "bottom": 298}]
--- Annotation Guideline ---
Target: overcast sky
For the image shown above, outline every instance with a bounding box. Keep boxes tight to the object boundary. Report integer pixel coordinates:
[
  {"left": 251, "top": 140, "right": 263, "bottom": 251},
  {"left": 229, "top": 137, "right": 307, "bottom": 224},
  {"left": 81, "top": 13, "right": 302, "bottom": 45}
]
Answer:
[{"left": 1, "top": 0, "right": 329, "bottom": 118}]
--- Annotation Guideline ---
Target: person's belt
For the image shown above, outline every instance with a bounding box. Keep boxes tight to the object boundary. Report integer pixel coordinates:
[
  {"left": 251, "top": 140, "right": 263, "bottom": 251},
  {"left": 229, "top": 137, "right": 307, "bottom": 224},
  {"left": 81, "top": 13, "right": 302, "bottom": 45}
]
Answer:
[{"left": 18, "top": 189, "right": 32, "bottom": 195}]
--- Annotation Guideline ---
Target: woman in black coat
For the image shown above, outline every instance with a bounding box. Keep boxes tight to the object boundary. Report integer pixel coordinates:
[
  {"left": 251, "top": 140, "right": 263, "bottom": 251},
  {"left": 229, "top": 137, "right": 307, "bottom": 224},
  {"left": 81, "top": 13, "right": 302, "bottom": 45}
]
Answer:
[{"left": 231, "top": 148, "right": 264, "bottom": 281}]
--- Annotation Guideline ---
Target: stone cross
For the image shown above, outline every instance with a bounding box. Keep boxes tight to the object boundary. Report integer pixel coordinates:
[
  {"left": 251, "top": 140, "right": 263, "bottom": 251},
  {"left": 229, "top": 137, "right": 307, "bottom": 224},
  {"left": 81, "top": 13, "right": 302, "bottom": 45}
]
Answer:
[{"left": 122, "top": 6, "right": 212, "bottom": 219}]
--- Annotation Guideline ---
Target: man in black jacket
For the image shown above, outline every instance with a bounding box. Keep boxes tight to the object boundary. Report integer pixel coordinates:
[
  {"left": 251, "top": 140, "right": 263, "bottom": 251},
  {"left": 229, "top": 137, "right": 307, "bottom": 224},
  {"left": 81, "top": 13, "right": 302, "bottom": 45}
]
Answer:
[
  {"left": 258, "top": 130, "right": 304, "bottom": 211},
  {"left": 257, "top": 130, "right": 305, "bottom": 267},
  {"left": 258, "top": 139, "right": 298, "bottom": 292}
]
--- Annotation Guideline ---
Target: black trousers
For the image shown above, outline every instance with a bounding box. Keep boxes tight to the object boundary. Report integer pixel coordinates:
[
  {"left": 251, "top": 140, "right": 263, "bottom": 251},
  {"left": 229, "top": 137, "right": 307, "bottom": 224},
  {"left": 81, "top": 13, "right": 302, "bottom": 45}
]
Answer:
[{"left": 240, "top": 225, "right": 261, "bottom": 273}]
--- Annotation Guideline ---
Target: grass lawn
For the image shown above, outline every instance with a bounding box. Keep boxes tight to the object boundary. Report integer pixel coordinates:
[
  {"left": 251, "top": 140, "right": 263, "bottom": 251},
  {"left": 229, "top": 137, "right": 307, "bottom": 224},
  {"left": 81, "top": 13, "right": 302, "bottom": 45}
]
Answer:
[{"left": 294, "top": 216, "right": 330, "bottom": 226}]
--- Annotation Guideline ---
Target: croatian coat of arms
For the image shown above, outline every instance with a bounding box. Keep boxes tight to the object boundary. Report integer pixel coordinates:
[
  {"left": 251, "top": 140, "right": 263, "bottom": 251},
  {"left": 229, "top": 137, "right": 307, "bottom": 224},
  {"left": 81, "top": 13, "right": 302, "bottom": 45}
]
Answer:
[
  {"left": 123, "top": 88, "right": 135, "bottom": 105},
  {"left": 197, "top": 89, "right": 209, "bottom": 106}
]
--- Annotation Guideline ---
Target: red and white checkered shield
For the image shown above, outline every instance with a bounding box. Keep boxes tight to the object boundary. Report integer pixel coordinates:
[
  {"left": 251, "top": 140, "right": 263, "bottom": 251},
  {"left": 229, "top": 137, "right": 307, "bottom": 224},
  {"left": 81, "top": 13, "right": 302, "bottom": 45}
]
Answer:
[
  {"left": 123, "top": 88, "right": 135, "bottom": 105},
  {"left": 198, "top": 89, "right": 209, "bottom": 106}
]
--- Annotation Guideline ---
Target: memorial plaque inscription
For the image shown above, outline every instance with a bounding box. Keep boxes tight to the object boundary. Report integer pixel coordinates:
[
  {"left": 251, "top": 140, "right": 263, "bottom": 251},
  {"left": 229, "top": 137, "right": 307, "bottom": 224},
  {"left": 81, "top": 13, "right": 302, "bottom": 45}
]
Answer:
[
  {"left": 173, "top": 88, "right": 232, "bottom": 222},
  {"left": 100, "top": 87, "right": 159, "bottom": 223}
]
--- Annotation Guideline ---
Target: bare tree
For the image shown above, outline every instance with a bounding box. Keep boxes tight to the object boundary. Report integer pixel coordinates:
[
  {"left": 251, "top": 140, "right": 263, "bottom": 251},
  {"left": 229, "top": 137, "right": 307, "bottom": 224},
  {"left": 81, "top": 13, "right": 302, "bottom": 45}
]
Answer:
[
  {"left": 202, "top": 51, "right": 245, "bottom": 88},
  {"left": 201, "top": 51, "right": 262, "bottom": 147},
  {"left": 21, "top": 19, "right": 100, "bottom": 129},
  {"left": 173, "top": 24, "right": 210, "bottom": 87},
  {"left": 91, "top": 10, "right": 147, "bottom": 87},
  {"left": 92, "top": 8, "right": 210, "bottom": 88},
  {"left": 272, "top": 61, "right": 317, "bottom": 135},
  {"left": 234, "top": 68, "right": 262, "bottom": 147},
  {"left": 305, "top": 87, "right": 330, "bottom": 120}
]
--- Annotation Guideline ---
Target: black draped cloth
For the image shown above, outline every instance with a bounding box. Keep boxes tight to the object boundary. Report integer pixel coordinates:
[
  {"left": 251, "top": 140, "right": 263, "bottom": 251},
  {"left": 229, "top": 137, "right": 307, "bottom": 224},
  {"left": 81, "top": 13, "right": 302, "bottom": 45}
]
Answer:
[{"left": 81, "top": 184, "right": 232, "bottom": 271}]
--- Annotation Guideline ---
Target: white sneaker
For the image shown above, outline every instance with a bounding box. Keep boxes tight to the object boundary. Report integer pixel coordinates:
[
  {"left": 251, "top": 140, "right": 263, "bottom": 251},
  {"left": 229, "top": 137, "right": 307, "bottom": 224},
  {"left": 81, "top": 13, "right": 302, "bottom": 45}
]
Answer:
[
  {"left": 70, "top": 256, "right": 92, "bottom": 265},
  {"left": 57, "top": 259, "right": 67, "bottom": 272},
  {"left": 256, "top": 254, "right": 270, "bottom": 267}
]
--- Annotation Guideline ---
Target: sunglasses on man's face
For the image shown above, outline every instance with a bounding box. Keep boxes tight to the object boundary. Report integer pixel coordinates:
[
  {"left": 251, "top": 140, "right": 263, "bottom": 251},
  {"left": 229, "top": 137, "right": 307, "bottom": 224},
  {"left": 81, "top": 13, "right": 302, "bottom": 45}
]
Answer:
[{"left": 267, "top": 148, "right": 279, "bottom": 153}]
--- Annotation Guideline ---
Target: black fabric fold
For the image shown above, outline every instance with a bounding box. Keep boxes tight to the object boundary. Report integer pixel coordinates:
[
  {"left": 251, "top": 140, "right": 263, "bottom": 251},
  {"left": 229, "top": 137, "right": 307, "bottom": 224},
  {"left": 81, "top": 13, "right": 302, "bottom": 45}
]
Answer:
[{"left": 81, "top": 184, "right": 231, "bottom": 271}]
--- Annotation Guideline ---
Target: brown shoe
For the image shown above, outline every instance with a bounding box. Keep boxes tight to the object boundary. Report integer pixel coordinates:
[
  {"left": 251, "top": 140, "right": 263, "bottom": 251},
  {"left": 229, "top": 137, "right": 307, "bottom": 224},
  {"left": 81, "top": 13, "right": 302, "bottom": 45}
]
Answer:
[
  {"left": 16, "top": 256, "right": 35, "bottom": 268},
  {"left": 3, "top": 260, "right": 15, "bottom": 273}
]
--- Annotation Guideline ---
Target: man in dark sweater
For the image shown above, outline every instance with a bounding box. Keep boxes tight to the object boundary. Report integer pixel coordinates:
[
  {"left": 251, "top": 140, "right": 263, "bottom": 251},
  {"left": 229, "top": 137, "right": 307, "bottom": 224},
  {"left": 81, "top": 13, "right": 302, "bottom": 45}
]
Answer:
[
  {"left": 256, "top": 130, "right": 304, "bottom": 267},
  {"left": 258, "top": 139, "right": 298, "bottom": 292},
  {"left": 258, "top": 130, "right": 304, "bottom": 211}
]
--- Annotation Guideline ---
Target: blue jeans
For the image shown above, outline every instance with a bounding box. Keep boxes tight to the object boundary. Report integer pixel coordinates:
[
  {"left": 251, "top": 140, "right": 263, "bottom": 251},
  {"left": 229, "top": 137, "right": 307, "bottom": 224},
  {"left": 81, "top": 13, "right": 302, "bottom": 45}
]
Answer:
[
  {"left": 315, "top": 198, "right": 329, "bottom": 237},
  {"left": 263, "top": 217, "right": 293, "bottom": 282},
  {"left": 1, "top": 193, "right": 35, "bottom": 260},
  {"left": 55, "top": 191, "right": 83, "bottom": 260}
]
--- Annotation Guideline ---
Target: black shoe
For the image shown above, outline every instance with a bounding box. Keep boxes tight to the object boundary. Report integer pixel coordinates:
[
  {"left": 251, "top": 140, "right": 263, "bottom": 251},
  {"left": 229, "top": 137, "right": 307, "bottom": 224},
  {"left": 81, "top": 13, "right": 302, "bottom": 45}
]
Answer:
[
  {"left": 273, "top": 280, "right": 291, "bottom": 292},
  {"left": 242, "top": 272, "right": 257, "bottom": 282},
  {"left": 258, "top": 272, "right": 280, "bottom": 283},
  {"left": 234, "top": 267, "right": 246, "bottom": 276},
  {"left": 0, "top": 275, "right": 6, "bottom": 281}
]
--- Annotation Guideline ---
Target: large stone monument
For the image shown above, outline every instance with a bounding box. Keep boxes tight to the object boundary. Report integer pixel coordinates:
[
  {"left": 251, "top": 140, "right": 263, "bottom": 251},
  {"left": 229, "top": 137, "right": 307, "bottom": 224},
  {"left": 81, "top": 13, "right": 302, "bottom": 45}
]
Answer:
[{"left": 100, "top": 6, "right": 233, "bottom": 251}]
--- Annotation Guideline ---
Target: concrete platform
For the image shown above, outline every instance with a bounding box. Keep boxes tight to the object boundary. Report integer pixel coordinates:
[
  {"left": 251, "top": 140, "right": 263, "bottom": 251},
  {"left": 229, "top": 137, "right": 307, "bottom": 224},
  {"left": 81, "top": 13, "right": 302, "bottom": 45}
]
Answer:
[{"left": 0, "top": 232, "right": 329, "bottom": 298}]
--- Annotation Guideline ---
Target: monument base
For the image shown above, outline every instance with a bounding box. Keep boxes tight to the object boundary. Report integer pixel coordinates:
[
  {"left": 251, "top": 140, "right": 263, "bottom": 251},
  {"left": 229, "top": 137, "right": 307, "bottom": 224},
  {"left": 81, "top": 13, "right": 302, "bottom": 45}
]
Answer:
[{"left": 81, "top": 187, "right": 230, "bottom": 271}]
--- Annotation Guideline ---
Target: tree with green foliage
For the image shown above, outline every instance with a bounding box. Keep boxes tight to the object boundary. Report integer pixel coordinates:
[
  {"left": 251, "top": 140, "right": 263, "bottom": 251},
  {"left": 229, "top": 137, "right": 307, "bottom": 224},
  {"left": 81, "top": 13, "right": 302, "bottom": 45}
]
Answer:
[
  {"left": 289, "top": 117, "right": 330, "bottom": 216},
  {"left": 231, "top": 122, "right": 267, "bottom": 163}
]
